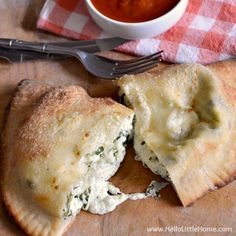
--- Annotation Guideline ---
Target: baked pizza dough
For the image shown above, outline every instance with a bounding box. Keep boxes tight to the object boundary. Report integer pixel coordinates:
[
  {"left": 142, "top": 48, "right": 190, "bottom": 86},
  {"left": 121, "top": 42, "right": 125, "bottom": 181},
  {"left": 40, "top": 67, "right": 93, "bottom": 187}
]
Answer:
[
  {"left": 118, "top": 61, "right": 236, "bottom": 207},
  {"left": 1, "top": 80, "right": 135, "bottom": 236}
]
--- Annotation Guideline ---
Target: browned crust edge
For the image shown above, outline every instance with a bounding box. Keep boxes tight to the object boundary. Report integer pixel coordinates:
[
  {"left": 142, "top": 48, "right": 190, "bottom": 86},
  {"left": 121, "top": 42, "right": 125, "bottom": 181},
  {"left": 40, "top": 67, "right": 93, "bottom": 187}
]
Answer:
[
  {"left": 1, "top": 80, "right": 65, "bottom": 236},
  {"left": 181, "top": 171, "right": 236, "bottom": 207}
]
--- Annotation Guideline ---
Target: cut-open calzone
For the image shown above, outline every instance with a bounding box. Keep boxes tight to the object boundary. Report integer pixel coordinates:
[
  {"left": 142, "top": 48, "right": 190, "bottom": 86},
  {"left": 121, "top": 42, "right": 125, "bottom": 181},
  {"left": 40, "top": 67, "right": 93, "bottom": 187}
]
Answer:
[
  {"left": 118, "top": 62, "right": 236, "bottom": 207},
  {"left": 1, "top": 80, "right": 136, "bottom": 236}
]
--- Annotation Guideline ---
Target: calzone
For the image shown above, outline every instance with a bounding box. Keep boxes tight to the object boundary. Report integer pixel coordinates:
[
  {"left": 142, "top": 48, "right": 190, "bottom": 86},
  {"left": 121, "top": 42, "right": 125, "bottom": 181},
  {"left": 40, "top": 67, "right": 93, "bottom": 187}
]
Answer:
[
  {"left": 2, "top": 80, "right": 136, "bottom": 236},
  {"left": 118, "top": 61, "right": 236, "bottom": 207}
]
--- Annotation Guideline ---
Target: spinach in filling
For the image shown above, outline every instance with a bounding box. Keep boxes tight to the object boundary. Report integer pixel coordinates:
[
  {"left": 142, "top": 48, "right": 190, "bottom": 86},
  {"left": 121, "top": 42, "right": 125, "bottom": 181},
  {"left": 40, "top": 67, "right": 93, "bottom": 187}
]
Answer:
[
  {"left": 63, "top": 129, "right": 131, "bottom": 218},
  {"left": 63, "top": 187, "right": 91, "bottom": 218}
]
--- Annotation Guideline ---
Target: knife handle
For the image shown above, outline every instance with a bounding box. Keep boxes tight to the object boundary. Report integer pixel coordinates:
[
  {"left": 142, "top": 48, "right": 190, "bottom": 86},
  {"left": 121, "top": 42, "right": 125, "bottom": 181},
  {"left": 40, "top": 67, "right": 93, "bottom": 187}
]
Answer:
[{"left": 0, "top": 38, "right": 75, "bottom": 55}]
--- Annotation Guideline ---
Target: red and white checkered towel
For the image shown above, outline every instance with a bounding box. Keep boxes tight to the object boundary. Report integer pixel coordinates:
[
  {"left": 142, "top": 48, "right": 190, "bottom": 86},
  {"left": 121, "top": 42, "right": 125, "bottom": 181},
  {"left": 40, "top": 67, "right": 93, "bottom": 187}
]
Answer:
[{"left": 37, "top": 0, "right": 236, "bottom": 64}]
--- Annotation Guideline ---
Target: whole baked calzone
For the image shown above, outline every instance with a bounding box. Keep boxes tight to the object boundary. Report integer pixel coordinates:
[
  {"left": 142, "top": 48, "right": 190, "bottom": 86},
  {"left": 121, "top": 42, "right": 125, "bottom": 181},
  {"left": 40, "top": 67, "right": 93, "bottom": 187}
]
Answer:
[
  {"left": 118, "top": 61, "right": 236, "bottom": 207},
  {"left": 1, "top": 80, "right": 136, "bottom": 236}
]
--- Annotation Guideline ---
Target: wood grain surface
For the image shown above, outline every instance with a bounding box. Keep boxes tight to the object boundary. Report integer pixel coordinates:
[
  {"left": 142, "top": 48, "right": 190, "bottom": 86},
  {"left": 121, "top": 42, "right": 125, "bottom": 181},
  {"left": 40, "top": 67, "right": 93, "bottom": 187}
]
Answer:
[{"left": 0, "top": 1, "right": 235, "bottom": 236}]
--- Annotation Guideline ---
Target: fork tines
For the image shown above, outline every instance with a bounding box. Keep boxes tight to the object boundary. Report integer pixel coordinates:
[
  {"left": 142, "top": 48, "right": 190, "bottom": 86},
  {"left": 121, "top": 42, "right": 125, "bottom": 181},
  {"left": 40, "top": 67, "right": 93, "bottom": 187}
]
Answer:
[{"left": 112, "top": 51, "right": 163, "bottom": 77}]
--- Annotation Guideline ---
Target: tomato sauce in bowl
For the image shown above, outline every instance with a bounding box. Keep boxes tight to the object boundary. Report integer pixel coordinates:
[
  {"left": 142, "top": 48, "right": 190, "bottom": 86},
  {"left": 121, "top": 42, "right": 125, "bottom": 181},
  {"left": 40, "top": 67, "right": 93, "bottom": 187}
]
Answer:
[{"left": 90, "top": 0, "right": 180, "bottom": 23}]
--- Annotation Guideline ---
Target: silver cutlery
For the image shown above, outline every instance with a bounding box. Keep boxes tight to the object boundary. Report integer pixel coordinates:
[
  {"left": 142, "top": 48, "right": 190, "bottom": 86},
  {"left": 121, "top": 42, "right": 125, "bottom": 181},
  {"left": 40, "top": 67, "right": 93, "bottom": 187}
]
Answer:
[
  {"left": 0, "top": 47, "right": 64, "bottom": 63},
  {"left": 0, "top": 39, "right": 162, "bottom": 79},
  {"left": 0, "top": 37, "right": 128, "bottom": 53},
  {"left": 0, "top": 37, "right": 128, "bottom": 62}
]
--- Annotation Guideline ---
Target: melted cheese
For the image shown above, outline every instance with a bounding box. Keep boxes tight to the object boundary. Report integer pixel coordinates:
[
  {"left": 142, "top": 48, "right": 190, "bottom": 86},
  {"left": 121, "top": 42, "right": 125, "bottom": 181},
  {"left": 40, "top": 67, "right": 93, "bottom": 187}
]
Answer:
[
  {"left": 134, "top": 133, "right": 169, "bottom": 179},
  {"left": 64, "top": 177, "right": 168, "bottom": 216},
  {"left": 118, "top": 64, "right": 231, "bottom": 201},
  {"left": 62, "top": 123, "right": 132, "bottom": 217},
  {"left": 166, "top": 108, "right": 198, "bottom": 140}
]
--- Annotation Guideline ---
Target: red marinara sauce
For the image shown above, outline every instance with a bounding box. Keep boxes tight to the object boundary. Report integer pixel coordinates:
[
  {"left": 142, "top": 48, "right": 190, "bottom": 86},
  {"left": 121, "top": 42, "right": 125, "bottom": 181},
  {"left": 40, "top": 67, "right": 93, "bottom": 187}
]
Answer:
[{"left": 91, "top": 0, "right": 180, "bottom": 23}]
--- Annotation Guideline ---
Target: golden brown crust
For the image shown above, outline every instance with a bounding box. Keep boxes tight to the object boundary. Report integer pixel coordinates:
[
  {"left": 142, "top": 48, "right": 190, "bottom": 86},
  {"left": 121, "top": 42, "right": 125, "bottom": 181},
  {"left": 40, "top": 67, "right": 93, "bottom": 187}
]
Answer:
[
  {"left": 1, "top": 79, "right": 133, "bottom": 236},
  {"left": 1, "top": 80, "right": 59, "bottom": 236},
  {"left": 16, "top": 85, "right": 130, "bottom": 161},
  {"left": 1, "top": 80, "right": 66, "bottom": 236}
]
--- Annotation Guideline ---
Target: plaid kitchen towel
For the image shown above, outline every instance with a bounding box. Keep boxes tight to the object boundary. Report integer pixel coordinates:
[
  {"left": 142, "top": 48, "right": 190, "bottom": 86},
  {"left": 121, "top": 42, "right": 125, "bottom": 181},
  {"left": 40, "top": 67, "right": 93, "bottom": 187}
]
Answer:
[{"left": 37, "top": 0, "right": 236, "bottom": 64}]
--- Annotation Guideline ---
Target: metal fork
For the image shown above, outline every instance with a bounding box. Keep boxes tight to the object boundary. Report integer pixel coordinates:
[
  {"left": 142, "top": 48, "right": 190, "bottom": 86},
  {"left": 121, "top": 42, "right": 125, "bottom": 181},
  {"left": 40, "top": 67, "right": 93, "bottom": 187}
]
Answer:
[{"left": 0, "top": 39, "right": 162, "bottom": 79}]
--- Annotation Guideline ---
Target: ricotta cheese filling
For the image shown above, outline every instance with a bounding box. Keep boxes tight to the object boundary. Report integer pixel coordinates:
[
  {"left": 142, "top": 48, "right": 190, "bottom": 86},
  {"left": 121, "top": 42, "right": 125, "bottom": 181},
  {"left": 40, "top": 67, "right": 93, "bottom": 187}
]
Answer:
[
  {"left": 63, "top": 177, "right": 168, "bottom": 217},
  {"left": 62, "top": 117, "right": 168, "bottom": 218},
  {"left": 60, "top": 123, "right": 167, "bottom": 219},
  {"left": 134, "top": 134, "right": 169, "bottom": 179},
  {"left": 62, "top": 127, "right": 130, "bottom": 217},
  {"left": 119, "top": 91, "right": 169, "bottom": 179}
]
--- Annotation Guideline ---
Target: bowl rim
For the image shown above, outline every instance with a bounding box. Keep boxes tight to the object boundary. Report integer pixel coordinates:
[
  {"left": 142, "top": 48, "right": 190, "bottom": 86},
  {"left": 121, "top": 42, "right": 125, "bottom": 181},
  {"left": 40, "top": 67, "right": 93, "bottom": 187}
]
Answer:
[{"left": 86, "top": 0, "right": 188, "bottom": 26}]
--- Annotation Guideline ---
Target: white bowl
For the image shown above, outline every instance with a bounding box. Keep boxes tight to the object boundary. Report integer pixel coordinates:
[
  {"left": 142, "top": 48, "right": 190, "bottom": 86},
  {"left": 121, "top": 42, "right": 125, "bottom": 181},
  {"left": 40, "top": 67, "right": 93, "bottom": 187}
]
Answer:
[{"left": 86, "top": 0, "right": 189, "bottom": 40}]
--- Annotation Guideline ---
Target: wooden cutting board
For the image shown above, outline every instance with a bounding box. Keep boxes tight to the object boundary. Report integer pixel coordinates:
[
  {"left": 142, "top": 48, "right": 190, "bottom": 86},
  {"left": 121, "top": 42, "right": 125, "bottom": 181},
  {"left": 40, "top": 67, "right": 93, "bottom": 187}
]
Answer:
[{"left": 0, "top": 1, "right": 235, "bottom": 236}]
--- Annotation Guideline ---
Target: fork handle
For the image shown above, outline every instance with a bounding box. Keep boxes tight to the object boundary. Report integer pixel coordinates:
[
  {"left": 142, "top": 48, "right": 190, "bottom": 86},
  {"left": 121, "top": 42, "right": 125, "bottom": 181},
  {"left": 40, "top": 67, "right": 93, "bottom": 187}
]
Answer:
[{"left": 0, "top": 38, "right": 76, "bottom": 56}]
